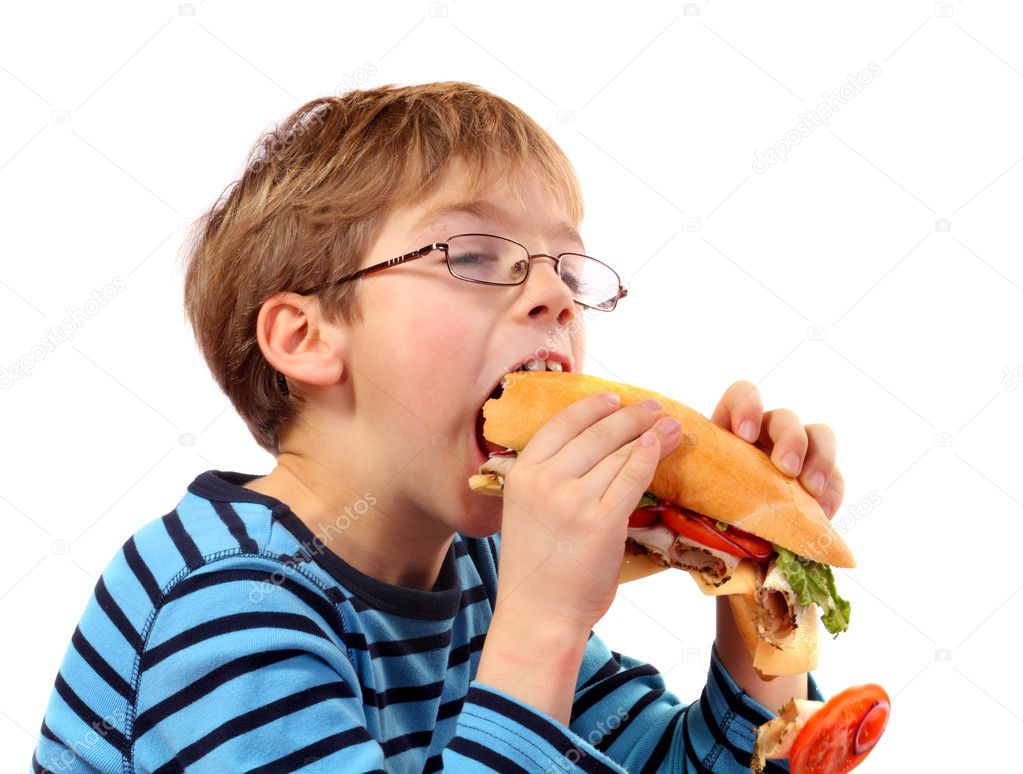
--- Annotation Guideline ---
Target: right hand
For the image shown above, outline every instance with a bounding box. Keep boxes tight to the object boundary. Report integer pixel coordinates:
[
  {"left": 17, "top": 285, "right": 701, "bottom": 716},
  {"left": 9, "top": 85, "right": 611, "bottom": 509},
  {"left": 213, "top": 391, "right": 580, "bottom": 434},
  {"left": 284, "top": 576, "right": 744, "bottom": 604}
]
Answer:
[{"left": 495, "top": 391, "right": 683, "bottom": 635}]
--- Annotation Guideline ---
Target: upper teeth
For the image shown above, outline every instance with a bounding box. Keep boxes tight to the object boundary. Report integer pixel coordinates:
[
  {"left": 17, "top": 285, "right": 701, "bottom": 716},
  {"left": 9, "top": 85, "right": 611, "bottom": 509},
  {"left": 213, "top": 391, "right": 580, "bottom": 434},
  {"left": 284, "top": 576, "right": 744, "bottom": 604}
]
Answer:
[{"left": 517, "top": 358, "right": 563, "bottom": 372}]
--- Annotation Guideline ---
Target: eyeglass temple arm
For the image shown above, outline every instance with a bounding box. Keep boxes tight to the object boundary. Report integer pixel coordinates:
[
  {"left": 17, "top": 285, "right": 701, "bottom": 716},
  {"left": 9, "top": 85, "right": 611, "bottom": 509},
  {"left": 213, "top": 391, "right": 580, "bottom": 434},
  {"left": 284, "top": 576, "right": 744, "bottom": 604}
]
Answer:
[{"left": 293, "top": 243, "right": 446, "bottom": 296}]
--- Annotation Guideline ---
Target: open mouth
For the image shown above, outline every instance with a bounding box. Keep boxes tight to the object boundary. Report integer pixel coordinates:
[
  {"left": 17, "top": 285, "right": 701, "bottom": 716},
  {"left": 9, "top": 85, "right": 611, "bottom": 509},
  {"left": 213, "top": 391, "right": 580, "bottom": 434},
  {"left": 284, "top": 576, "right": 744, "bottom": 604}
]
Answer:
[{"left": 473, "top": 357, "right": 570, "bottom": 460}]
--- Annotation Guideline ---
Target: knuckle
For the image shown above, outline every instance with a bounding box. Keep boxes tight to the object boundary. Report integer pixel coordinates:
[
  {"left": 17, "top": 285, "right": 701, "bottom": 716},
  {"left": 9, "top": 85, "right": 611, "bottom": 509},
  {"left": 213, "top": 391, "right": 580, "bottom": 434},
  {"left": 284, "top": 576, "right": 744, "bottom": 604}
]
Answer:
[
  {"left": 582, "top": 421, "right": 615, "bottom": 447},
  {"left": 620, "top": 460, "right": 653, "bottom": 488}
]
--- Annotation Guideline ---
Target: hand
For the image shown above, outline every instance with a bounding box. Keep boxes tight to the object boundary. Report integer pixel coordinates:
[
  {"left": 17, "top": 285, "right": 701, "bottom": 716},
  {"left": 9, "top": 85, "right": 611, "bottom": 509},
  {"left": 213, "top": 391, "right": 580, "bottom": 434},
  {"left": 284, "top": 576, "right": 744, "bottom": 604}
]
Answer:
[
  {"left": 496, "top": 393, "right": 683, "bottom": 635},
  {"left": 709, "top": 380, "right": 844, "bottom": 520}
]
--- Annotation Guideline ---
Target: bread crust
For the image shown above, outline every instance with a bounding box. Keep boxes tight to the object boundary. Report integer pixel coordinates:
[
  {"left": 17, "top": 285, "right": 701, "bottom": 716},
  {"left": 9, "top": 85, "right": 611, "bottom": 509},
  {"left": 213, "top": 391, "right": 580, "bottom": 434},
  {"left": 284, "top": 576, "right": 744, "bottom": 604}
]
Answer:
[
  {"left": 728, "top": 594, "right": 820, "bottom": 676},
  {"left": 483, "top": 371, "right": 855, "bottom": 568}
]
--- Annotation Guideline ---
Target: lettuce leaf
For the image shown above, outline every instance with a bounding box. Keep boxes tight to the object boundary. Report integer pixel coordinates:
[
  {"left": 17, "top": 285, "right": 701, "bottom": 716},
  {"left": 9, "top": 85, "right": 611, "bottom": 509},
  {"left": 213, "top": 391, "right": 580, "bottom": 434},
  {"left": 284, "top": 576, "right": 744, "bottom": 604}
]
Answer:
[
  {"left": 636, "top": 492, "right": 660, "bottom": 509},
  {"left": 774, "top": 546, "right": 851, "bottom": 636}
]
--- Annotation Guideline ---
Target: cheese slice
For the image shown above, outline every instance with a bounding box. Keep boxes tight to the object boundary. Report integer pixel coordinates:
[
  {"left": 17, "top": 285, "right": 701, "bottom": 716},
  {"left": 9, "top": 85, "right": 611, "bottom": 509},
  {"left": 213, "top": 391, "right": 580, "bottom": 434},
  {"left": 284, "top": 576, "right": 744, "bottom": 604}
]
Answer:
[
  {"left": 618, "top": 549, "right": 669, "bottom": 584},
  {"left": 688, "top": 559, "right": 762, "bottom": 596}
]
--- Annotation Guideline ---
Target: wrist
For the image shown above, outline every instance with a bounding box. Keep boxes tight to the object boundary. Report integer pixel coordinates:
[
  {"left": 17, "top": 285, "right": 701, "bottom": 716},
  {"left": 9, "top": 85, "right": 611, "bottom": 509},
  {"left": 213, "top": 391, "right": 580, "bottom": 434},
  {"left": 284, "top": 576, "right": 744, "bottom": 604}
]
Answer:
[
  {"left": 477, "top": 608, "right": 590, "bottom": 726},
  {"left": 715, "top": 596, "right": 808, "bottom": 710}
]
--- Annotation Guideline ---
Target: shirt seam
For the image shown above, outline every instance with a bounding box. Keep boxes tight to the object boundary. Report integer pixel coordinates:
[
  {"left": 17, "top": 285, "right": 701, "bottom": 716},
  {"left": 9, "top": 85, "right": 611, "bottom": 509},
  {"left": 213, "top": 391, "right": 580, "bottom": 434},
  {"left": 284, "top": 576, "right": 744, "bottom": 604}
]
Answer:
[{"left": 124, "top": 546, "right": 350, "bottom": 773}]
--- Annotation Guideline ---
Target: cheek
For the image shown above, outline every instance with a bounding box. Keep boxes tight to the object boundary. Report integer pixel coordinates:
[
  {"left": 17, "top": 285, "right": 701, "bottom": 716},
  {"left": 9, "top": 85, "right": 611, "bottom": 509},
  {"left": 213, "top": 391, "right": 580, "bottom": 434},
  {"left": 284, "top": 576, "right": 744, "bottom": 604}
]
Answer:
[{"left": 395, "top": 301, "right": 483, "bottom": 402}]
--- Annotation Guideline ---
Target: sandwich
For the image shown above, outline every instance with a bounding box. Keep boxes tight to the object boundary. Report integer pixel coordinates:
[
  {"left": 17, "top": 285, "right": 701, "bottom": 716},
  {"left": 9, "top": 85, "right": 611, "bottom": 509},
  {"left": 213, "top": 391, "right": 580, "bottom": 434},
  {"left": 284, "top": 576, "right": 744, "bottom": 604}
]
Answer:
[
  {"left": 751, "top": 683, "right": 890, "bottom": 773},
  {"left": 469, "top": 369, "right": 854, "bottom": 677}
]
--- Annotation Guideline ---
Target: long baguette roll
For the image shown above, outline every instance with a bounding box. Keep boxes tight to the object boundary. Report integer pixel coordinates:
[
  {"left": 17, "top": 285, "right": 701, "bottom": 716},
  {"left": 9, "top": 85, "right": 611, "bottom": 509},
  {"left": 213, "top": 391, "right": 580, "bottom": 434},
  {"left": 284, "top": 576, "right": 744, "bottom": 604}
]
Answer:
[{"left": 481, "top": 371, "right": 854, "bottom": 568}]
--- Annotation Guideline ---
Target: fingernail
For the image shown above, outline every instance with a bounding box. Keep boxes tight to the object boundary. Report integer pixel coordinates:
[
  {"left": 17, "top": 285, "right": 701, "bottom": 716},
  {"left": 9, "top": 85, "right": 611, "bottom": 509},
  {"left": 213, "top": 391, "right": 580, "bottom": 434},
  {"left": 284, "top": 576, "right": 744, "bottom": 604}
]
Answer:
[
  {"left": 739, "top": 420, "right": 757, "bottom": 443},
  {"left": 821, "top": 501, "right": 834, "bottom": 519},
  {"left": 602, "top": 392, "right": 620, "bottom": 407},
  {"left": 640, "top": 431, "right": 656, "bottom": 447},
  {"left": 782, "top": 451, "right": 801, "bottom": 476},
  {"left": 809, "top": 470, "right": 826, "bottom": 496},
  {"left": 655, "top": 416, "right": 681, "bottom": 434},
  {"left": 640, "top": 398, "right": 663, "bottom": 411}
]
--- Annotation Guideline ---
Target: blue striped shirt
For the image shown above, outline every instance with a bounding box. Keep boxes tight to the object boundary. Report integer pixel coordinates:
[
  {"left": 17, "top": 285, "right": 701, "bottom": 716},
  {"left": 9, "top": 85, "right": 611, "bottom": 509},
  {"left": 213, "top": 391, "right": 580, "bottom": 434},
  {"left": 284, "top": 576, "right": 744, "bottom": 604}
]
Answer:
[{"left": 32, "top": 469, "right": 824, "bottom": 773}]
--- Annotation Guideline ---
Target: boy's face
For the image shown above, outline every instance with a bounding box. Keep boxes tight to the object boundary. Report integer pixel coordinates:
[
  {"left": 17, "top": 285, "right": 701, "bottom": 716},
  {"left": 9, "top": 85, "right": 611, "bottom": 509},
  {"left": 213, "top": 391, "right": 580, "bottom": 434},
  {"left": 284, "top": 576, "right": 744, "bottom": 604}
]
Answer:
[{"left": 342, "top": 159, "right": 588, "bottom": 537}]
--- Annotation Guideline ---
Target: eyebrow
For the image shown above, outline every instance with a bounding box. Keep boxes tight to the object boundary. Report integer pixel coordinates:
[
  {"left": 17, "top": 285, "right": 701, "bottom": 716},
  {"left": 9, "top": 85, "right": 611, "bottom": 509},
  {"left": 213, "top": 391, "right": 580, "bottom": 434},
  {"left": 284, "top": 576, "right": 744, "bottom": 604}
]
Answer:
[{"left": 412, "top": 199, "right": 584, "bottom": 249}]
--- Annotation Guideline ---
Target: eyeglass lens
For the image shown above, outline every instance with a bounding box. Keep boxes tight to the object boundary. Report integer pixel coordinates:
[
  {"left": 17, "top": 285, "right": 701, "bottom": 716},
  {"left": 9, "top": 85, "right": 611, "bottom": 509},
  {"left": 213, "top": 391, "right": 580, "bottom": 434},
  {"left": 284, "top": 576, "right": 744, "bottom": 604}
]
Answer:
[{"left": 445, "top": 234, "right": 620, "bottom": 310}]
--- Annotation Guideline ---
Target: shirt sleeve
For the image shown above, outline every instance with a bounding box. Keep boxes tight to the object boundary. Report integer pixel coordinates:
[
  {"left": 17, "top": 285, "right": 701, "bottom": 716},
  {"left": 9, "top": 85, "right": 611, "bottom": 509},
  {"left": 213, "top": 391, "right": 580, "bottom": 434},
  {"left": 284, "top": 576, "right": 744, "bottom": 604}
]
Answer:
[
  {"left": 567, "top": 630, "right": 826, "bottom": 773},
  {"left": 125, "top": 566, "right": 644, "bottom": 774},
  {"left": 459, "top": 533, "right": 826, "bottom": 773},
  {"left": 34, "top": 559, "right": 678, "bottom": 774}
]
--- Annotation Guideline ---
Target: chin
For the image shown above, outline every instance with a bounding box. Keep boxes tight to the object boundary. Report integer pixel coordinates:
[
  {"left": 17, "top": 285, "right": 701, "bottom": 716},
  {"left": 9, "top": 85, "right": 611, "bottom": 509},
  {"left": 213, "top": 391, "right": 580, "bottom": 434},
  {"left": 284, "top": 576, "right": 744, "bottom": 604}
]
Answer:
[{"left": 450, "top": 491, "right": 503, "bottom": 539}]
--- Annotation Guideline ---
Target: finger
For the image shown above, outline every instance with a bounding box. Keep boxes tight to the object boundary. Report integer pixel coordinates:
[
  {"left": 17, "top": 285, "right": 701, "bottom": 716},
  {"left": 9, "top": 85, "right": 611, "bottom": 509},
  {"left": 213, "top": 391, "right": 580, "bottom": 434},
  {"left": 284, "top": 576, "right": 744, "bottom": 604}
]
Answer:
[
  {"left": 517, "top": 391, "right": 624, "bottom": 463},
  {"left": 757, "top": 408, "right": 808, "bottom": 477},
  {"left": 818, "top": 467, "right": 844, "bottom": 520},
  {"left": 598, "top": 430, "right": 663, "bottom": 516},
  {"left": 709, "top": 380, "right": 763, "bottom": 443},
  {"left": 553, "top": 398, "right": 678, "bottom": 480},
  {"left": 800, "top": 423, "right": 837, "bottom": 498},
  {"left": 582, "top": 414, "right": 682, "bottom": 497}
]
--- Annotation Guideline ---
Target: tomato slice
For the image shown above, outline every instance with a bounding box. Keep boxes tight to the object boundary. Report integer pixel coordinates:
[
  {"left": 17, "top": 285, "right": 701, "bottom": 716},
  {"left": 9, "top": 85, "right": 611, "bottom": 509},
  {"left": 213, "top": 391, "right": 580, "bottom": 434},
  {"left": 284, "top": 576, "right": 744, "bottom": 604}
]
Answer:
[
  {"left": 628, "top": 508, "right": 660, "bottom": 529},
  {"left": 790, "top": 684, "right": 891, "bottom": 774},
  {"left": 657, "top": 505, "right": 774, "bottom": 562}
]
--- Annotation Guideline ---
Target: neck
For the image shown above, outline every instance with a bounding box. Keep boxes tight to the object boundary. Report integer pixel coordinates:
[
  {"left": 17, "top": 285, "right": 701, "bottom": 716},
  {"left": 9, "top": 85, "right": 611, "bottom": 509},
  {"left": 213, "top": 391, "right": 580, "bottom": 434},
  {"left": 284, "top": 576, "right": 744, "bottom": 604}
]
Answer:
[{"left": 243, "top": 452, "right": 454, "bottom": 591}]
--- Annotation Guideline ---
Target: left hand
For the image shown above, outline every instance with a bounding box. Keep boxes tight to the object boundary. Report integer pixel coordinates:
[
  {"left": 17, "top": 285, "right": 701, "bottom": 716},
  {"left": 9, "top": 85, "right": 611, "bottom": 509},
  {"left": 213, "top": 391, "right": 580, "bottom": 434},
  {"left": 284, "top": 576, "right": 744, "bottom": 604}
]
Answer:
[{"left": 709, "top": 380, "right": 844, "bottom": 520}]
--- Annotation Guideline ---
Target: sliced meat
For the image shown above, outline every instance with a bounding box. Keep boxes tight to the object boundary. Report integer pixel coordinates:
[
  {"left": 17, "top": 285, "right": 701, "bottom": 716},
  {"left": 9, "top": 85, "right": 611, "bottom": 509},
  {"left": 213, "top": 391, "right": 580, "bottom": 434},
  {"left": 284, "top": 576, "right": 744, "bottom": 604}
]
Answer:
[
  {"left": 626, "top": 523, "right": 741, "bottom": 585},
  {"left": 756, "top": 560, "right": 811, "bottom": 647}
]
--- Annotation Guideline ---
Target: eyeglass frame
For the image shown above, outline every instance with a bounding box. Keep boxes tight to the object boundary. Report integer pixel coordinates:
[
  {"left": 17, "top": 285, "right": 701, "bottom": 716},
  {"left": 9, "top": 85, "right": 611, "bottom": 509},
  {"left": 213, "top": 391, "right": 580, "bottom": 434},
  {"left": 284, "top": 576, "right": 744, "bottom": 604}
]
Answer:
[{"left": 291, "top": 232, "right": 629, "bottom": 312}]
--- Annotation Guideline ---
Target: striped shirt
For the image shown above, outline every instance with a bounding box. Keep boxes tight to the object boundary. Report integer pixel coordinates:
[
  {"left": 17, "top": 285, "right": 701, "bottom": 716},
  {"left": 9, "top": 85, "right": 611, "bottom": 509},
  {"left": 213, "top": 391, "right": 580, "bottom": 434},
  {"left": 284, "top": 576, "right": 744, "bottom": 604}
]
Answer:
[{"left": 32, "top": 469, "right": 824, "bottom": 773}]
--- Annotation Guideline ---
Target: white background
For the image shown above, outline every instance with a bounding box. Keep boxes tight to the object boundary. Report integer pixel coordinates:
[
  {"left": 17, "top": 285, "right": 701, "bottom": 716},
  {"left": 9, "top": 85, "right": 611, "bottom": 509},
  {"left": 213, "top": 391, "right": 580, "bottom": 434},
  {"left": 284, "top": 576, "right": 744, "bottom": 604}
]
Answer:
[{"left": 2, "top": 1, "right": 1021, "bottom": 770}]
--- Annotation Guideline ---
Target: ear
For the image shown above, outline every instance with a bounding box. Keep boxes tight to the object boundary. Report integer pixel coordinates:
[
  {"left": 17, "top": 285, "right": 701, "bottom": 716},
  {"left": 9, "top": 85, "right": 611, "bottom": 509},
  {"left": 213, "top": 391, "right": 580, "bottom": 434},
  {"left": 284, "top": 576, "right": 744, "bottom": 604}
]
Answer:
[{"left": 255, "top": 291, "right": 346, "bottom": 390}]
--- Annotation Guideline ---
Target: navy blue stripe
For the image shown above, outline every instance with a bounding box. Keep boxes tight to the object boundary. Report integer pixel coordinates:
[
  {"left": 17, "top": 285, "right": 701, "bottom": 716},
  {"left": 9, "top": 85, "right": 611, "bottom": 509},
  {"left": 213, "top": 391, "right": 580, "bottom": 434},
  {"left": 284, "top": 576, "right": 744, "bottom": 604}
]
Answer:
[
  {"left": 423, "top": 752, "right": 444, "bottom": 773},
  {"left": 157, "top": 681, "right": 355, "bottom": 770},
  {"left": 708, "top": 656, "right": 775, "bottom": 728},
  {"left": 580, "top": 654, "right": 622, "bottom": 691},
  {"left": 325, "top": 584, "right": 370, "bottom": 612},
  {"left": 698, "top": 688, "right": 787, "bottom": 774},
  {"left": 436, "top": 697, "right": 463, "bottom": 722},
  {"left": 594, "top": 687, "right": 664, "bottom": 753},
  {"left": 380, "top": 729, "right": 432, "bottom": 758},
  {"left": 140, "top": 612, "right": 334, "bottom": 673},
  {"left": 361, "top": 679, "right": 444, "bottom": 709},
  {"left": 458, "top": 583, "right": 488, "bottom": 610},
  {"left": 166, "top": 568, "right": 348, "bottom": 645},
  {"left": 93, "top": 576, "right": 143, "bottom": 653},
  {"left": 369, "top": 630, "right": 451, "bottom": 658},
  {"left": 71, "top": 626, "right": 133, "bottom": 701},
  {"left": 447, "top": 633, "right": 486, "bottom": 669},
  {"left": 53, "top": 673, "right": 130, "bottom": 756},
  {"left": 134, "top": 649, "right": 306, "bottom": 736},
  {"left": 122, "top": 535, "right": 161, "bottom": 607},
  {"left": 39, "top": 720, "right": 60, "bottom": 744},
  {"left": 466, "top": 686, "right": 610, "bottom": 774},
  {"left": 486, "top": 536, "right": 498, "bottom": 570},
  {"left": 211, "top": 500, "right": 259, "bottom": 554},
  {"left": 638, "top": 709, "right": 684, "bottom": 774},
  {"left": 681, "top": 705, "right": 713, "bottom": 774},
  {"left": 162, "top": 509, "right": 205, "bottom": 571},
  {"left": 571, "top": 663, "right": 660, "bottom": 722},
  {"left": 449, "top": 736, "right": 530, "bottom": 774},
  {"left": 243, "top": 726, "right": 376, "bottom": 774}
]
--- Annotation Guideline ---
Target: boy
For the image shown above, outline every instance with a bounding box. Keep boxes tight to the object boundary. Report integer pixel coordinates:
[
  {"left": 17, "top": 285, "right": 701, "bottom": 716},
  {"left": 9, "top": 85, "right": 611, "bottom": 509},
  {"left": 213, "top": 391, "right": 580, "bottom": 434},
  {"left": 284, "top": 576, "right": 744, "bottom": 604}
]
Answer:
[{"left": 32, "top": 82, "right": 843, "bottom": 772}]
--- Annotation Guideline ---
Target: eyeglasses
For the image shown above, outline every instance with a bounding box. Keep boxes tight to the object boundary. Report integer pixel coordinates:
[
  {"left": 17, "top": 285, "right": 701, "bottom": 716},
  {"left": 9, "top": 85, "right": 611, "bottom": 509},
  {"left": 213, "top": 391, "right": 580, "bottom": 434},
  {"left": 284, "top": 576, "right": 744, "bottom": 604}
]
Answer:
[{"left": 293, "top": 232, "right": 629, "bottom": 312}]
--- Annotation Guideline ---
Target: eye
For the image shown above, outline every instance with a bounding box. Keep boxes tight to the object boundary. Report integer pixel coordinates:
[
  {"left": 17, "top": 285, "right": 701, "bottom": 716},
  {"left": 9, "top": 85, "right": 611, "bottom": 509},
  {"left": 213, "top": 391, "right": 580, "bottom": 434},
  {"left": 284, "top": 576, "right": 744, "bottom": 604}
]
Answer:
[{"left": 510, "top": 259, "right": 528, "bottom": 280}]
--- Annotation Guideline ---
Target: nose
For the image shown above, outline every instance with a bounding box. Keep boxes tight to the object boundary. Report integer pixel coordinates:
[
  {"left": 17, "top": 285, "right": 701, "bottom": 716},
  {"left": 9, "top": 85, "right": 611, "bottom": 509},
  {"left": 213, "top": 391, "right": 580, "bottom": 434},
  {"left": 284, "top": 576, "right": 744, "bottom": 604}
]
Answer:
[{"left": 518, "top": 254, "right": 577, "bottom": 325}]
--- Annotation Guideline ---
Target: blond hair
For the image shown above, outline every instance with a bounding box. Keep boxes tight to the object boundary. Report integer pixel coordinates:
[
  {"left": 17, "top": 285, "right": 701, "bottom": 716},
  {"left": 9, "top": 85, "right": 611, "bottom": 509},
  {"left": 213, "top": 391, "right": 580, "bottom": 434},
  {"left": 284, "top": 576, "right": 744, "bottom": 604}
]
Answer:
[{"left": 181, "top": 81, "right": 584, "bottom": 455}]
